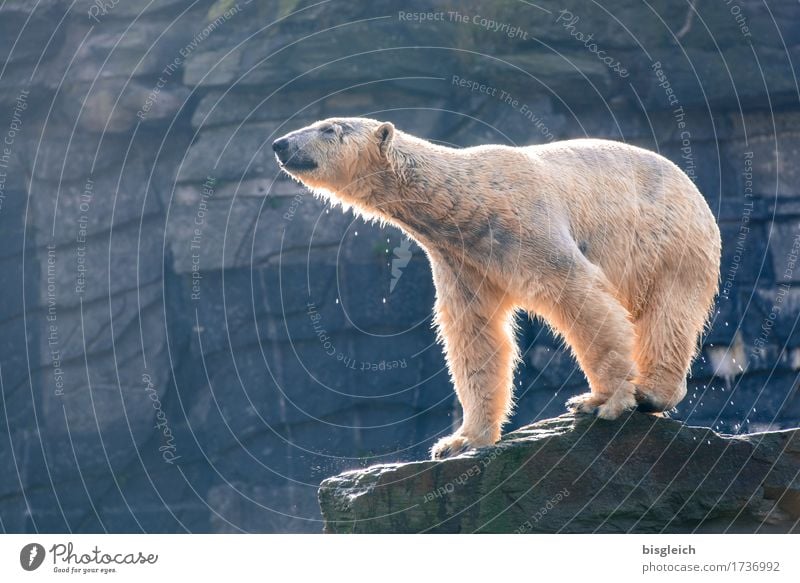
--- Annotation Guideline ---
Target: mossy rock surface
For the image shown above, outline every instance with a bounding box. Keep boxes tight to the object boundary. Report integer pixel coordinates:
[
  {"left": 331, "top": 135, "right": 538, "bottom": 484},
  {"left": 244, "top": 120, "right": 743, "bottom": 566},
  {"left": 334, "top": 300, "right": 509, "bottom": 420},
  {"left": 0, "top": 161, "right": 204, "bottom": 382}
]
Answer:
[{"left": 319, "top": 412, "right": 800, "bottom": 533}]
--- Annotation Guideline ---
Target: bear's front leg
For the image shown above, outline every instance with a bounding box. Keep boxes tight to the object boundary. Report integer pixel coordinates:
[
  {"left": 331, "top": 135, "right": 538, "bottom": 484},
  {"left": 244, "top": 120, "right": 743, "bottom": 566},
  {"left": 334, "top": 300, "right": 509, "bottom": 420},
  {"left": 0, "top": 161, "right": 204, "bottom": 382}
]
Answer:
[{"left": 430, "top": 276, "right": 519, "bottom": 459}]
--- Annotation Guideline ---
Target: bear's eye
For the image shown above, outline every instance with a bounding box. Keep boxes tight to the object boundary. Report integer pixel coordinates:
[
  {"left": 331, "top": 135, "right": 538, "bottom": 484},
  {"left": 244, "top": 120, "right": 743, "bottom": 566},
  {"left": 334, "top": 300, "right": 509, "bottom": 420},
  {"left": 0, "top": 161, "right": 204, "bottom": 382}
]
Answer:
[{"left": 321, "top": 125, "right": 337, "bottom": 136}]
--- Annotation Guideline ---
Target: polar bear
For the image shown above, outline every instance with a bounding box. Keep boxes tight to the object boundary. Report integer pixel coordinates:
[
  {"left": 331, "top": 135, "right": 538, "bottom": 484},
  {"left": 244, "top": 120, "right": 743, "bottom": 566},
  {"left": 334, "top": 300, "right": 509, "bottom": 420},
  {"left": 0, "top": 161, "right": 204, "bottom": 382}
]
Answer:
[{"left": 273, "top": 117, "right": 721, "bottom": 459}]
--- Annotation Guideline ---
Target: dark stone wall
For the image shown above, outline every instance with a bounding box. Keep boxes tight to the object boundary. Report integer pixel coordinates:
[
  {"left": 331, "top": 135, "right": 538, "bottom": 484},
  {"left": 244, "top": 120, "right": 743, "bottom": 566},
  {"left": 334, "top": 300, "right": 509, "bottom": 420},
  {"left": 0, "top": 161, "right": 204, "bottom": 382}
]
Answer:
[{"left": 0, "top": 0, "right": 797, "bottom": 532}]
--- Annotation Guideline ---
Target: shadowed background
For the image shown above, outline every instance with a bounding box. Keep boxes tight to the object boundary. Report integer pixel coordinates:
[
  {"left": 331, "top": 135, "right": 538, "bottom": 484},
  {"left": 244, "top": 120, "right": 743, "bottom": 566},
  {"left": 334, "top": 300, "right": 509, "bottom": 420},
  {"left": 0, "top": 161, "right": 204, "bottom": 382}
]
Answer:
[{"left": 0, "top": 0, "right": 798, "bottom": 532}]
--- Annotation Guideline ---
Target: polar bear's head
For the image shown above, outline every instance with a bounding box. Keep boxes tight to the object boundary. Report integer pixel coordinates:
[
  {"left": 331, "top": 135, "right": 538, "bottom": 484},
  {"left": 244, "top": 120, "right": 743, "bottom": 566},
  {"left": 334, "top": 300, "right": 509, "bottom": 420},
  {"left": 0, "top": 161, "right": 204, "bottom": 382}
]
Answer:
[{"left": 272, "top": 117, "right": 395, "bottom": 198}]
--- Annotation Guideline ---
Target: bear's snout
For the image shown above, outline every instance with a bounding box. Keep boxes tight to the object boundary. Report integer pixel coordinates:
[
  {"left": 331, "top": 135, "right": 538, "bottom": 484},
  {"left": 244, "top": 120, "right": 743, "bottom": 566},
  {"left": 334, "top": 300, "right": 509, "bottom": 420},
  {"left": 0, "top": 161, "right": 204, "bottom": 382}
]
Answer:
[
  {"left": 272, "top": 137, "right": 289, "bottom": 152},
  {"left": 272, "top": 132, "right": 318, "bottom": 172},
  {"left": 272, "top": 137, "right": 290, "bottom": 160}
]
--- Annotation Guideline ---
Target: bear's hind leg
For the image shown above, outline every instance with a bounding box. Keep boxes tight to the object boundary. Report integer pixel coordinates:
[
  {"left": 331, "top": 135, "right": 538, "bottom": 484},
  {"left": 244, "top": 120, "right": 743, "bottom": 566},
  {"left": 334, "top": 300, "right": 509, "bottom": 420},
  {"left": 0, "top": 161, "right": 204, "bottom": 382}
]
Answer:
[
  {"left": 632, "top": 269, "right": 715, "bottom": 412},
  {"left": 534, "top": 264, "right": 639, "bottom": 419}
]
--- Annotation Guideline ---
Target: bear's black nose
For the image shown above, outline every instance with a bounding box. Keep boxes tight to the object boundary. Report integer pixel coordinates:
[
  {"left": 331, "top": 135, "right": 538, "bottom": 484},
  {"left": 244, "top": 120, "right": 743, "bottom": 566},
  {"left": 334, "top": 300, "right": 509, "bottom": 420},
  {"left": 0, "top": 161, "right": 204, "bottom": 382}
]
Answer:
[{"left": 272, "top": 138, "right": 289, "bottom": 153}]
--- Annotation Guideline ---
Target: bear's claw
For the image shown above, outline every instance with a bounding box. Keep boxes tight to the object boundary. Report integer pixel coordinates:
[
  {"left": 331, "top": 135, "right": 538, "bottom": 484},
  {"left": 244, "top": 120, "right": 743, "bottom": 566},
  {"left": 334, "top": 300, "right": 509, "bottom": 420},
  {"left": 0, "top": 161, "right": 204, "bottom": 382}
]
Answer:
[
  {"left": 566, "top": 390, "right": 637, "bottom": 420},
  {"left": 565, "top": 392, "right": 606, "bottom": 415},
  {"left": 431, "top": 433, "right": 473, "bottom": 459}
]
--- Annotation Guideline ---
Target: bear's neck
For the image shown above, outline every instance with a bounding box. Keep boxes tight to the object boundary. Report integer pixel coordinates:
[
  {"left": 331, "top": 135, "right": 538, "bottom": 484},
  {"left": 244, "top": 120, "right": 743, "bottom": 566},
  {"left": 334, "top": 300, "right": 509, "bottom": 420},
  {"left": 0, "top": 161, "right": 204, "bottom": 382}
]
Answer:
[{"left": 358, "top": 134, "right": 483, "bottom": 254}]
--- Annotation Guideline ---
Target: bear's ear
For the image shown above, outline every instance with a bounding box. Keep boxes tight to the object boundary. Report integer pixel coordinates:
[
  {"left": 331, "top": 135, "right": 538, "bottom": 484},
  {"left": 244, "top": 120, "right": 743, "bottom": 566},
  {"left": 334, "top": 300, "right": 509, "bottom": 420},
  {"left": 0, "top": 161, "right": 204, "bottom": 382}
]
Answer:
[{"left": 375, "top": 122, "right": 395, "bottom": 157}]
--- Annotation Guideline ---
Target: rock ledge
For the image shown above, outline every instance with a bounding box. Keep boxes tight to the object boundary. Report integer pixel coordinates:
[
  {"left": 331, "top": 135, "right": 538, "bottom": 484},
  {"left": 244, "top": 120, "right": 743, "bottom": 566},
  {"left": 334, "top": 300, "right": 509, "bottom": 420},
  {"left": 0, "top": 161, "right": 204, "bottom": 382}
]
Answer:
[{"left": 319, "top": 412, "right": 799, "bottom": 533}]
